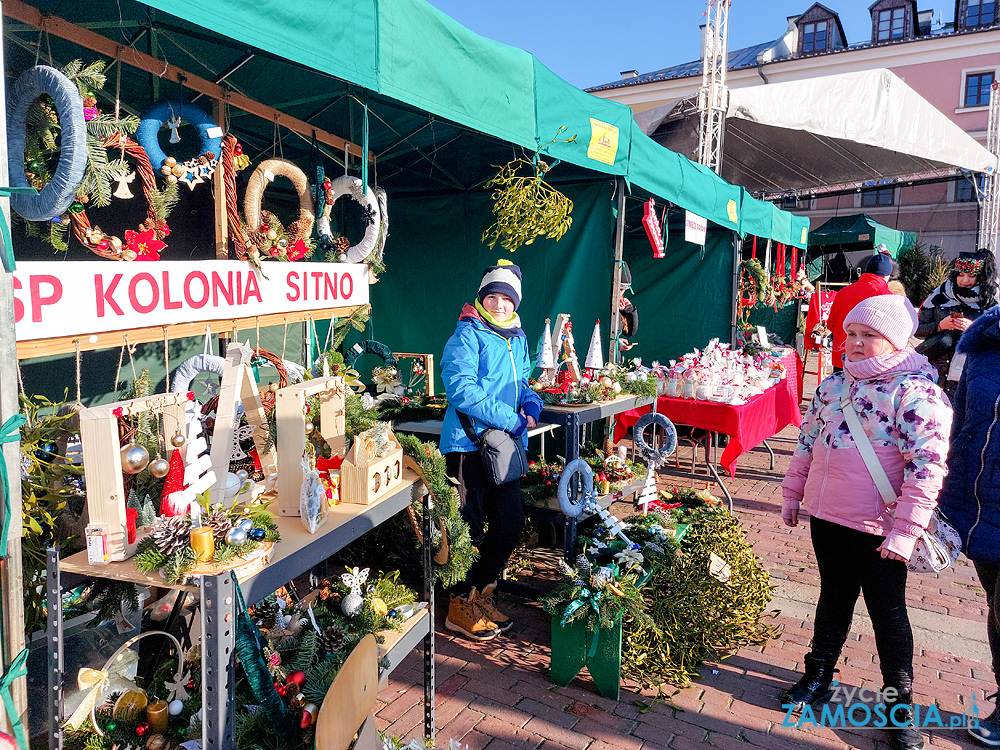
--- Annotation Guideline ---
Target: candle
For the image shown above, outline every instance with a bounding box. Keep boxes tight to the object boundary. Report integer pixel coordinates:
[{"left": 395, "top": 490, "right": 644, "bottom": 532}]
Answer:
[
  {"left": 600, "top": 480, "right": 611, "bottom": 495},
  {"left": 189, "top": 527, "right": 215, "bottom": 562},
  {"left": 146, "top": 700, "right": 169, "bottom": 733}
]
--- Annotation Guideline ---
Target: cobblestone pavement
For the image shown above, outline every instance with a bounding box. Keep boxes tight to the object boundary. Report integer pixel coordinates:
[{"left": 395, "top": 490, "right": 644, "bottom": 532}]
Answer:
[{"left": 377, "top": 373, "right": 993, "bottom": 750}]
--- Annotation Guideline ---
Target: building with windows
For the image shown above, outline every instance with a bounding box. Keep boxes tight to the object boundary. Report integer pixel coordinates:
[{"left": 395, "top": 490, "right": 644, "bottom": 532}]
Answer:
[{"left": 589, "top": 2, "right": 1000, "bottom": 257}]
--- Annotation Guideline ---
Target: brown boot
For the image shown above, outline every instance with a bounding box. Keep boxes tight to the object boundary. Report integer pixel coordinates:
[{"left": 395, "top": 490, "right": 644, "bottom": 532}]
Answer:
[
  {"left": 477, "top": 582, "right": 512, "bottom": 632},
  {"left": 445, "top": 592, "right": 498, "bottom": 641}
]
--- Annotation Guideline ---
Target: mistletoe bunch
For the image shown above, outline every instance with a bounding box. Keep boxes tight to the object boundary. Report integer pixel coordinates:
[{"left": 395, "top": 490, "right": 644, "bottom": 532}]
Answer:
[{"left": 481, "top": 128, "right": 577, "bottom": 253}]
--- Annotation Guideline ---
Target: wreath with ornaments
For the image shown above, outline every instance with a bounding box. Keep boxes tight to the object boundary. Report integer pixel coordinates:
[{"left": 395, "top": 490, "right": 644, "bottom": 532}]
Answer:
[{"left": 15, "top": 60, "right": 181, "bottom": 259}]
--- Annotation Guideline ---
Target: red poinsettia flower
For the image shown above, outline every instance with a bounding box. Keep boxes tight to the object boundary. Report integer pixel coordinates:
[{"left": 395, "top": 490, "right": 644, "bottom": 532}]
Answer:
[
  {"left": 125, "top": 228, "right": 166, "bottom": 261},
  {"left": 286, "top": 238, "right": 308, "bottom": 261}
]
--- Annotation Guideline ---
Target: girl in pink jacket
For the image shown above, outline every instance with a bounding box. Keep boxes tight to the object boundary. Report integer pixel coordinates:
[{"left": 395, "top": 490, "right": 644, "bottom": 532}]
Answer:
[{"left": 780, "top": 294, "right": 951, "bottom": 750}]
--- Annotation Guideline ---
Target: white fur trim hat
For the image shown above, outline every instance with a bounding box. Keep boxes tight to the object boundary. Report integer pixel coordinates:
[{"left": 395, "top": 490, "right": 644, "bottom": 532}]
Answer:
[{"left": 478, "top": 261, "right": 522, "bottom": 309}]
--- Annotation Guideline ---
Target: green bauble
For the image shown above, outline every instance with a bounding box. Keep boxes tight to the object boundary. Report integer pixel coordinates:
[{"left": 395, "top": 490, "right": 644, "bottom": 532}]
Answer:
[{"left": 106, "top": 721, "right": 118, "bottom": 732}]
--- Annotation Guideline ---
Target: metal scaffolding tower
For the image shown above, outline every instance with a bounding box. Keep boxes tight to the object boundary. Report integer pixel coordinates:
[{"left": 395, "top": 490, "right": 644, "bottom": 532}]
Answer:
[
  {"left": 698, "top": 0, "right": 731, "bottom": 174},
  {"left": 979, "top": 81, "right": 1000, "bottom": 256}
]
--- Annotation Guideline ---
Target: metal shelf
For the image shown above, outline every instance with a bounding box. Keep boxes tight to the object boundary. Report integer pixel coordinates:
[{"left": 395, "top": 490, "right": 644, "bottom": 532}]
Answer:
[{"left": 47, "top": 473, "right": 436, "bottom": 749}]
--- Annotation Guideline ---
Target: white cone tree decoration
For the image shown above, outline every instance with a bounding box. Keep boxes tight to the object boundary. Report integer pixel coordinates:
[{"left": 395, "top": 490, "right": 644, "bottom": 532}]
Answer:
[
  {"left": 537, "top": 319, "right": 555, "bottom": 384},
  {"left": 585, "top": 320, "right": 604, "bottom": 371},
  {"left": 636, "top": 462, "right": 658, "bottom": 514},
  {"left": 168, "top": 401, "right": 217, "bottom": 515}
]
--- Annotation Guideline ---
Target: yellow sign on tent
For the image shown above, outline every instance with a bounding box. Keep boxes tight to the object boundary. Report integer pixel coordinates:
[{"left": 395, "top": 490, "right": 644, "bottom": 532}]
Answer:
[{"left": 587, "top": 119, "right": 619, "bottom": 165}]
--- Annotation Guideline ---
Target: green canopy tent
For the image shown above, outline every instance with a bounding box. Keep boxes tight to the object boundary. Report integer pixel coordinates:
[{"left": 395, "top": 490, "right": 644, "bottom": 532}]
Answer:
[
  {"left": 5, "top": 0, "right": 807, "bottom": 399},
  {"left": 807, "top": 214, "right": 916, "bottom": 258}
]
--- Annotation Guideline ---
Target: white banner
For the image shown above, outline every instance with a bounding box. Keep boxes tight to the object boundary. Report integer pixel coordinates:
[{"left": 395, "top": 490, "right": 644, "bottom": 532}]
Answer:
[
  {"left": 684, "top": 211, "right": 707, "bottom": 246},
  {"left": 13, "top": 261, "right": 369, "bottom": 342}
]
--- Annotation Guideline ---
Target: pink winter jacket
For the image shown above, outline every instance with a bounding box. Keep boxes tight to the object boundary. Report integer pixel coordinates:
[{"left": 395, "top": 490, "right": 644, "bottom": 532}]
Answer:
[{"left": 781, "top": 352, "right": 952, "bottom": 559}]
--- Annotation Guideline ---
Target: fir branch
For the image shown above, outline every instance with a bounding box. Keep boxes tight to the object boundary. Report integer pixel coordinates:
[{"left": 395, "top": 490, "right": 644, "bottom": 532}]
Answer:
[
  {"left": 150, "top": 182, "right": 179, "bottom": 222},
  {"left": 332, "top": 306, "right": 370, "bottom": 349},
  {"left": 133, "top": 545, "right": 168, "bottom": 574},
  {"left": 288, "top": 629, "right": 318, "bottom": 674},
  {"left": 163, "top": 547, "right": 196, "bottom": 584}
]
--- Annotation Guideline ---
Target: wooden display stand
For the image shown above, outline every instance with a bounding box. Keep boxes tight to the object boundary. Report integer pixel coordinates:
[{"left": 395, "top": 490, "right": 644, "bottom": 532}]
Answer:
[
  {"left": 274, "top": 376, "right": 347, "bottom": 516},
  {"left": 340, "top": 425, "right": 404, "bottom": 505},
  {"left": 79, "top": 392, "right": 190, "bottom": 561},
  {"left": 210, "top": 345, "right": 276, "bottom": 501}
]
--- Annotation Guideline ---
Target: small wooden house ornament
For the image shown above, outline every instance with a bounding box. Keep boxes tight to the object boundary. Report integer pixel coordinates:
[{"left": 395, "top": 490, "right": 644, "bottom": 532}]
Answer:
[
  {"left": 340, "top": 423, "right": 404, "bottom": 505},
  {"left": 274, "top": 376, "right": 346, "bottom": 516}
]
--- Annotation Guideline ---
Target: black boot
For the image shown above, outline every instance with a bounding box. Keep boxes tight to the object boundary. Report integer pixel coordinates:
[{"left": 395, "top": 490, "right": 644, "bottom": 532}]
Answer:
[
  {"left": 780, "top": 653, "right": 837, "bottom": 709},
  {"left": 884, "top": 689, "right": 924, "bottom": 750}
]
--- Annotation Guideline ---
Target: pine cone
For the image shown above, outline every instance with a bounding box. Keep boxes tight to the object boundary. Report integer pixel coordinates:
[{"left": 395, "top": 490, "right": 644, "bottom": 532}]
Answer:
[
  {"left": 206, "top": 508, "right": 232, "bottom": 542},
  {"left": 333, "top": 236, "right": 350, "bottom": 253},
  {"left": 151, "top": 515, "right": 191, "bottom": 555},
  {"left": 320, "top": 623, "right": 347, "bottom": 655}
]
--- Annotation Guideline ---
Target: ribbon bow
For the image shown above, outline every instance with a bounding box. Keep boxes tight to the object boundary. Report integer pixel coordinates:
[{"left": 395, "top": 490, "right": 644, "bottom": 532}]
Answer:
[
  {"left": 63, "top": 650, "right": 140, "bottom": 734},
  {"left": 561, "top": 588, "right": 605, "bottom": 657},
  {"left": 0, "top": 415, "right": 26, "bottom": 561},
  {"left": 0, "top": 649, "right": 28, "bottom": 749}
]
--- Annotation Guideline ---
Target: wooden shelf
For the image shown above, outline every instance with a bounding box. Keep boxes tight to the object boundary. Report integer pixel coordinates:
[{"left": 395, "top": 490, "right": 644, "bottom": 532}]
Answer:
[
  {"left": 377, "top": 608, "right": 430, "bottom": 686},
  {"left": 60, "top": 473, "right": 427, "bottom": 607}
]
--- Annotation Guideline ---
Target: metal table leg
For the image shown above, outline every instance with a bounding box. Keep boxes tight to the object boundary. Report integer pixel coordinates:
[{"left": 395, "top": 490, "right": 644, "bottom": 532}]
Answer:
[
  {"left": 421, "top": 491, "right": 436, "bottom": 742},
  {"left": 47, "top": 548, "right": 64, "bottom": 750},
  {"left": 705, "top": 460, "right": 734, "bottom": 514},
  {"left": 762, "top": 440, "right": 776, "bottom": 470},
  {"left": 201, "top": 574, "right": 235, "bottom": 750}
]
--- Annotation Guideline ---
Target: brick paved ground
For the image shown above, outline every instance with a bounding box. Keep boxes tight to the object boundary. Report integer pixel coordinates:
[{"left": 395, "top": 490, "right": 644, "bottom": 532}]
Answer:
[{"left": 377, "top": 372, "right": 993, "bottom": 750}]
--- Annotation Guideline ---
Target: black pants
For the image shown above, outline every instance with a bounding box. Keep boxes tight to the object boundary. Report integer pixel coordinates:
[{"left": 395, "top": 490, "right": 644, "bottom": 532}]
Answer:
[
  {"left": 810, "top": 516, "right": 914, "bottom": 686},
  {"left": 974, "top": 560, "right": 1000, "bottom": 689},
  {"left": 445, "top": 451, "right": 524, "bottom": 597}
]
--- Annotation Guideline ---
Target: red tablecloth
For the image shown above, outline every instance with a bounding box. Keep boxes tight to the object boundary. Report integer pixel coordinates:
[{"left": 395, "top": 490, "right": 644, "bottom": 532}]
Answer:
[{"left": 614, "top": 349, "right": 803, "bottom": 477}]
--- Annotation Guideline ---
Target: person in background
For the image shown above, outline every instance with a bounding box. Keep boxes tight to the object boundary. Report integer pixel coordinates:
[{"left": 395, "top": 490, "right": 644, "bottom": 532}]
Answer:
[
  {"left": 825, "top": 251, "right": 893, "bottom": 371},
  {"left": 936, "top": 303, "right": 1000, "bottom": 747},
  {"left": 780, "top": 294, "right": 952, "bottom": 750},
  {"left": 916, "top": 249, "right": 998, "bottom": 395},
  {"left": 439, "top": 260, "right": 543, "bottom": 642}
]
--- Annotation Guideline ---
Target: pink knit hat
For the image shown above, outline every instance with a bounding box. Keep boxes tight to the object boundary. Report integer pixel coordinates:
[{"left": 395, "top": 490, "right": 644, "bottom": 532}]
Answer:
[{"left": 843, "top": 294, "right": 918, "bottom": 350}]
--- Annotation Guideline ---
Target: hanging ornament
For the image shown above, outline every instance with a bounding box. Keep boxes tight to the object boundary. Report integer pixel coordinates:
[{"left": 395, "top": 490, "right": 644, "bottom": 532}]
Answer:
[
  {"left": 121, "top": 443, "right": 150, "bottom": 474},
  {"left": 148, "top": 455, "right": 170, "bottom": 479},
  {"left": 113, "top": 170, "right": 136, "bottom": 199},
  {"left": 170, "top": 431, "right": 186, "bottom": 448}
]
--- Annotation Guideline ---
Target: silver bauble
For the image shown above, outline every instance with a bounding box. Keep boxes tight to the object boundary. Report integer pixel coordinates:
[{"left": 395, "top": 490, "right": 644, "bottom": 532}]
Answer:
[
  {"left": 120, "top": 444, "right": 150, "bottom": 474},
  {"left": 170, "top": 432, "right": 186, "bottom": 448},
  {"left": 341, "top": 592, "right": 363, "bottom": 617},
  {"left": 225, "top": 527, "right": 248, "bottom": 546},
  {"left": 237, "top": 518, "right": 254, "bottom": 532},
  {"left": 148, "top": 456, "right": 170, "bottom": 479},
  {"left": 337, "top": 253, "right": 348, "bottom": 262},
  {"left": 236, "top": 469, "right": 249, "bottom": 482}
]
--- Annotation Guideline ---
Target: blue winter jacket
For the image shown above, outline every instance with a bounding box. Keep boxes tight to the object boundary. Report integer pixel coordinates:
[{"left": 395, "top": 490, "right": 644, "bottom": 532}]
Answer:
[
  {"left": 938, "top": 304, "right": 1000, "bottom": 562},
  {"left": 439, "top": 307, "right": 543, "bottom": 454}
]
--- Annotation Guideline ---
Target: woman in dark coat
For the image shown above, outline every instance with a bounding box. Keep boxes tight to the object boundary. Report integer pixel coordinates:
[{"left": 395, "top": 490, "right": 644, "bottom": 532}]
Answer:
[
  {"left": 916, "top": 250, "right": 998, "bottom": 395},
  {"left": 938, "top": 303, "right": 1000, "bottom": 747}
]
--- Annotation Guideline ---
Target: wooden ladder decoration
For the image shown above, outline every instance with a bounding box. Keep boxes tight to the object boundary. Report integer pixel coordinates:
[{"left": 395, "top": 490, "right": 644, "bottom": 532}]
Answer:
[{"left": 210, "top": 343, "right": 276, "bottom": 500}]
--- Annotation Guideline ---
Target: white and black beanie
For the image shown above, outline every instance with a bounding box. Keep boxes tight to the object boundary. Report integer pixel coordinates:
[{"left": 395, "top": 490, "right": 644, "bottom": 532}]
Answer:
[{"left": 478, "top": 261, "right": 522, "bottom": 310}]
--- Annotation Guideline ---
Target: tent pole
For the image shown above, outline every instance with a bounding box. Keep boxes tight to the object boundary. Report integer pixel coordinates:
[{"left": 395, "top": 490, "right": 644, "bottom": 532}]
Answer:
[
  {"left": 608, "top": 177, "right": 626, "bottom": 366},
  {"left": 0, "top": 2, "right": 28, "bottom": 735},
  {"left": 731, "top": 235, "right": 742, "bottom": 347}
]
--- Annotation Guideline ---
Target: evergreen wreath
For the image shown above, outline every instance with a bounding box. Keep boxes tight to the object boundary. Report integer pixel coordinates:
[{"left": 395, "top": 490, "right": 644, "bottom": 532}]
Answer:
[{"left": 18, "top": 60, "right": 147, "bottom": 253}]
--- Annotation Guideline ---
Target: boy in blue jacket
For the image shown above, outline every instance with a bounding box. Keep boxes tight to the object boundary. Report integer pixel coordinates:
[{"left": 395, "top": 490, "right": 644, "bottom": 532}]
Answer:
[{"left": 440, "top": 261, "right": 543, "bottom": 641}]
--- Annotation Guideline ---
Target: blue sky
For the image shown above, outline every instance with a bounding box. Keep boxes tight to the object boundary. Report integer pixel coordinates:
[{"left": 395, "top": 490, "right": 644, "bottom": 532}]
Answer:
[{"left": 424, "top": 2, "right": 924, "bottom": 89}]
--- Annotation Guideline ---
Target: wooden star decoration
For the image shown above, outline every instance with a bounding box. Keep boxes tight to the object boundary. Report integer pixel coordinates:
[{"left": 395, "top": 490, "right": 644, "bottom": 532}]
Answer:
[{"left": 178, "top": 168, "right": 204, "bottom": 191}]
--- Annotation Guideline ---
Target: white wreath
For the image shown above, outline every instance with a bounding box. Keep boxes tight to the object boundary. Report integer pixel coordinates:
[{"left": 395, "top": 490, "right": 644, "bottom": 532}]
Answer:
[
  {"left": 318, "top": 175, "right": 382, "bottom": 262},
  {"left": 170, "top": 353, "right": 226, "bottom": 396}
]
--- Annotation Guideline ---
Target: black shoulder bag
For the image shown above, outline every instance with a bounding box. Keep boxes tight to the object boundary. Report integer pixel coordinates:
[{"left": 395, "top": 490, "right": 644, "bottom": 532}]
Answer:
[{"left": 457, "top": 410, "right": 527, "bottom": 485}]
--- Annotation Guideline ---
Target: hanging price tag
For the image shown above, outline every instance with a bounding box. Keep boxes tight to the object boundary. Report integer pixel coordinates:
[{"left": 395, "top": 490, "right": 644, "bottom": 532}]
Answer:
[
  {"left": 263, "top": 169, "right": 276, "bottom": 183},
  {"left": 206, "top": 126, "right": 224, "bottom": 139}
]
